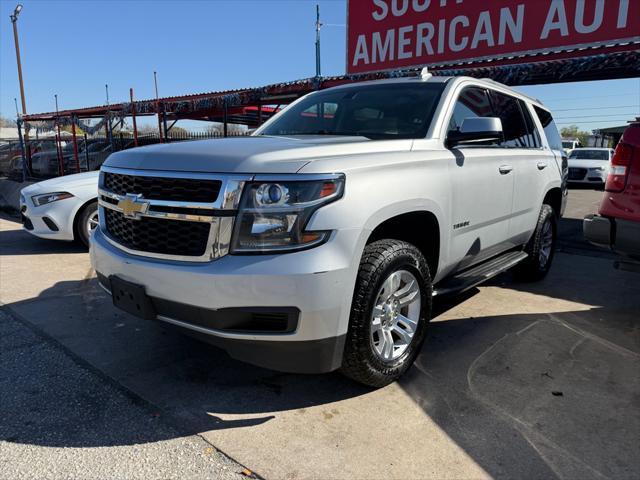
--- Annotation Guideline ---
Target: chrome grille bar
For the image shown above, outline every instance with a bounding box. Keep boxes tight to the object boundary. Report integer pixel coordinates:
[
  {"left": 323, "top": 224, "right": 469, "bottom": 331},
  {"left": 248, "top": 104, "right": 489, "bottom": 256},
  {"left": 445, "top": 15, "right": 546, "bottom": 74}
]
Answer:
[{"left": 97, "top": 166, "right": 252, "bottom": 262}]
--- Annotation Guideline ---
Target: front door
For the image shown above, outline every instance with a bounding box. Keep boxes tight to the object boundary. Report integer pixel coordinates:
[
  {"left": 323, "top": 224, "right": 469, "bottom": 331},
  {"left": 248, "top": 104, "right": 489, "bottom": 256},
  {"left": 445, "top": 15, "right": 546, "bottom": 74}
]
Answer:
[{"left": 446, "top": 86, "right": 515, "bottom": 270}]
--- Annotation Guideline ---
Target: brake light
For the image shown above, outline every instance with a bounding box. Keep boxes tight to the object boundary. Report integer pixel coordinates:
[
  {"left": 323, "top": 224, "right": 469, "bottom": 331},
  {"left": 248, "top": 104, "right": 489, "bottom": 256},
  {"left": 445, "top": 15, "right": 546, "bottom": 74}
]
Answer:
[{"left": 605, "top": 143, "right": 633, "bottom": 192}]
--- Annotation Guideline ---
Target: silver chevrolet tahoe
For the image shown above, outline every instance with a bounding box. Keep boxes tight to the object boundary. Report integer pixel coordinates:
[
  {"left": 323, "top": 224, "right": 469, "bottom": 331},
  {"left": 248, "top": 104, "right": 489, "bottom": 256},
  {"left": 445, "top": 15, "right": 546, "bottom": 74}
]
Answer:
[{"left": 91, "top": 74, "right": 567, "bottom": 387}]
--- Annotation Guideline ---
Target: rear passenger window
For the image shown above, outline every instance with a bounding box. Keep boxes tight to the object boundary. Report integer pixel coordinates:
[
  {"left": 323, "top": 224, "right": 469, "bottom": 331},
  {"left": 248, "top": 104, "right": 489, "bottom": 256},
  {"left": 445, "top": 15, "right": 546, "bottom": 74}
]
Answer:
[
  {"left": 534, "top": 106, "right": 564, "bottom": 152},
  {"left": 448, "top": 87, "right": 496, "bottom": 144},
  {"left": 518, "top": 100, "right": 541, "bottom": 148},
  {"left": 490, "top": 91, "right": 530, "bottom": 148}
]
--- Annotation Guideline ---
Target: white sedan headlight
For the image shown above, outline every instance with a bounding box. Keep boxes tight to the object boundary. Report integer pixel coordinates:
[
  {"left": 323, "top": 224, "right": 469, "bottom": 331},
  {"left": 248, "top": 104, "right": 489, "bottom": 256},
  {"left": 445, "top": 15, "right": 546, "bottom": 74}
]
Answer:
[{"left": 31, "top": 192, "right": 74, "bottom": 207}]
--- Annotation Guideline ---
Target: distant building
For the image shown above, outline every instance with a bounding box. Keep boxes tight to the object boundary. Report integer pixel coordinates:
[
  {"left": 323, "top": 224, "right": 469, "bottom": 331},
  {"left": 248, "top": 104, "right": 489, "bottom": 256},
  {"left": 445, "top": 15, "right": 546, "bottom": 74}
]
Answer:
[
  {"left": 591, "top": 120, "right": 639, "bottom": 148},
  {"left": 0, "top": 127, "right": 19, "bottom": 139}
]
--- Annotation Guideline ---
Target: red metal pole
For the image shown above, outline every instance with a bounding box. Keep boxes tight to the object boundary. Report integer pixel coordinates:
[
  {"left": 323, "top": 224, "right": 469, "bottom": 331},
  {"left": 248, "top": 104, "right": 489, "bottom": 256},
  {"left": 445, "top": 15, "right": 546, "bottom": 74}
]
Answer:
[
  {"left": 130, "top": 88, "right": 138, "bottom": 147},
  {"left": 56, "top": 123, "right": 64, "bottom": 176},
  {"left": 71, "top": 118, "right": 80, "bottom": 173}
]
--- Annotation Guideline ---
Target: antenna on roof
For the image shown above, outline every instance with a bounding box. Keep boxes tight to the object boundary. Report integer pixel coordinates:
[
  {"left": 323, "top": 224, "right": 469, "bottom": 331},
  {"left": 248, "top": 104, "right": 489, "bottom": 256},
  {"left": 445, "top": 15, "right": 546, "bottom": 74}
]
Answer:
[{"left": 421, "top": 67, "right": 432, "bottom": 80}]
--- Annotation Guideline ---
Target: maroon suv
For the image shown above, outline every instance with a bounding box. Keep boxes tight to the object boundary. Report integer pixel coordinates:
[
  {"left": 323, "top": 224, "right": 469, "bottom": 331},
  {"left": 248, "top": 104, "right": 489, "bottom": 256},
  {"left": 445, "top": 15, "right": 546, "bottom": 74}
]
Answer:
[{"left": 584, "top": 119, "right": 640, "bottom": 272}]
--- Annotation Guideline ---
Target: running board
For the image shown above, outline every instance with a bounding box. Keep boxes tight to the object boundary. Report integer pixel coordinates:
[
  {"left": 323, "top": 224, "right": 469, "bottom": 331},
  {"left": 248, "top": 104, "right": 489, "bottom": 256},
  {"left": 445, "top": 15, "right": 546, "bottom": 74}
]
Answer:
[{"left": 432, "top": 251, "right": 528, "bottom": 297}]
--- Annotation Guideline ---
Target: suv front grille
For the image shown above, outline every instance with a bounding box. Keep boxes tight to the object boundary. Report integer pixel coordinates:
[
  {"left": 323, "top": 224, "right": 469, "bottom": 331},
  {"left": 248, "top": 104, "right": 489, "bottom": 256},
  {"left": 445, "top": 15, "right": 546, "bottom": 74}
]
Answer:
[
  {"left": 103, "top": 172, "right": 221, "bottom": 202},
  {"left": 104, "top": 209, "right": 211, "bottom": 257}
]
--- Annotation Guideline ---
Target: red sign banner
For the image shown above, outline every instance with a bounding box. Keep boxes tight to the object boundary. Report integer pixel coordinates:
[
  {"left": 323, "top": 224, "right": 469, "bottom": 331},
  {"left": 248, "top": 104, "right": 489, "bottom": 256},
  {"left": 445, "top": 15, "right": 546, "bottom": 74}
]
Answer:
[{"left": 346, "top": 0, "right": 640, "bottom": 74}]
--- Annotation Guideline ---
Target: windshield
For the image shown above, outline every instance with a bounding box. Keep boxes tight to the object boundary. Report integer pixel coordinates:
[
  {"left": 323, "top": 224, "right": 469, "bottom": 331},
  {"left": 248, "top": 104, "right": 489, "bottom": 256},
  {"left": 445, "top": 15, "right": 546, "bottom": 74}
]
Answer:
[
  {"left": 569, "top": 149, "right": 609, "bottom": 160},
  {"left": 562, "top": 141, "right": 575, "bottom": 148},
  {"left": 258, "top": 83, "right": 446, "bottom": 140}
]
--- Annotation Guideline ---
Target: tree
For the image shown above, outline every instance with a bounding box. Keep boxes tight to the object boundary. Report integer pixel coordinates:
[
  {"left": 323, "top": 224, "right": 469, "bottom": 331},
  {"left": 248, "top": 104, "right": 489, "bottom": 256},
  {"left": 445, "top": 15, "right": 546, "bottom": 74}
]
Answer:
[
  {"left": 0, "top": 116, "right": 17, "bottom": 128},
  {"left": 167, "top": 126, "right": 189, "bottom": 138},
  {"left": 560, "top": 125, "right": 590, "bottom": 146},
  {"left": 60, "top": 124, "right": 85, "bottom": 135},
  {"left": 205, "top": 122, "right": 247, "bottom": 136}
]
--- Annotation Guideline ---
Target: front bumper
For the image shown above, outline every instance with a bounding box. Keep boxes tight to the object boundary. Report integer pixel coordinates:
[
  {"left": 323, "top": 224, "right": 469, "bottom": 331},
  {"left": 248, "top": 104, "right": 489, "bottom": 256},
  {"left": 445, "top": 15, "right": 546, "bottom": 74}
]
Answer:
[
  {"left": 583, "top": 214, "right": 640, "bottom": 259},
  {"left": 19, "top": 197, "right": 75, "bottom": 241},
  {"left": 568, "top": 167, "right": 607, "bottom": 184},
  {"left": 90, "top": 227, "right": 362, "bottom": 373}
]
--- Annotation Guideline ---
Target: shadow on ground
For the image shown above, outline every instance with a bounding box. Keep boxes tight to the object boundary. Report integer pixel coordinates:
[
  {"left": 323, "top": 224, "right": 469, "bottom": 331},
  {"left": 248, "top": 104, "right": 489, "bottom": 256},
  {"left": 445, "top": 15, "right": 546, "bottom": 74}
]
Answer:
[
  {"left": 0, "top": 217, "right": 86, "bottom": 256},
  {"left": 2, "top": 262, "right": 638, "bottom": 479}
]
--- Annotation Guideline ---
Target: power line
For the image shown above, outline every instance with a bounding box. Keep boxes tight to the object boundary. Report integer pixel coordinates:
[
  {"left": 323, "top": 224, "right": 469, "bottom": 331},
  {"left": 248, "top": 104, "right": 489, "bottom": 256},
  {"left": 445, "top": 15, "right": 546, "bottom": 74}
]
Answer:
[
  {"left": 542, "top": 92, "right": 638, "bottom": 102},
  {"left": 556, "top": 120, "right": 631, "bottom": 125},
  {"left": 556, "top": 113, "right": 639, "bottom": 120},
  {"left": 553, "top": 105, "right": 638, "bottom": 112}
]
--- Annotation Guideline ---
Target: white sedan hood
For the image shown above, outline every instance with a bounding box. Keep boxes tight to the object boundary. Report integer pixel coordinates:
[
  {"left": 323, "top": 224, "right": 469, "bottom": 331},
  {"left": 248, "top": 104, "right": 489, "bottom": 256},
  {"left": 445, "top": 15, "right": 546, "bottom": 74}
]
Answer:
[
  {"left": 103, "top": 135, "right": 412, "bottom": 174},
  {"left": 567, "top": 159, "right": 610, "bottom": 170},
  {"left": 21, "top": 171, "right": 99, "bottom": 197}
]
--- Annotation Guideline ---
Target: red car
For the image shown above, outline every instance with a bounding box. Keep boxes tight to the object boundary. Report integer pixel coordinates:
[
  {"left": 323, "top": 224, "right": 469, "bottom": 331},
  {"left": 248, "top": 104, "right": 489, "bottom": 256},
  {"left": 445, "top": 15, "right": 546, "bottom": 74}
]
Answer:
[{"left": 584, "top": 119, "right": 640, "bottom": 272}]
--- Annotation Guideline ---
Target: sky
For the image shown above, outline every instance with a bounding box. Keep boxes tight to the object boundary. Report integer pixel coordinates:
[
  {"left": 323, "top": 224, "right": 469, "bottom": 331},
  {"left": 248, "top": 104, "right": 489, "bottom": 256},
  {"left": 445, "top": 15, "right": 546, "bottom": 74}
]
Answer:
[{"left": 1, "top": 0, "right": 638, "bottom": 133}]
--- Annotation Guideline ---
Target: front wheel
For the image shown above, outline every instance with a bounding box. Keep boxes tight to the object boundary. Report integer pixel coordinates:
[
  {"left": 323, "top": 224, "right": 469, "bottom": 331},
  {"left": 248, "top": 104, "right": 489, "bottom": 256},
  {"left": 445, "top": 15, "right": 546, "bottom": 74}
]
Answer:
[
  {"left": 514, "top": 204, "right": 557, "bottom": 281},
  {"left": 76, "top": 201, "right": 99, "bottom": 249},
  {"left": 341, "top": 240, "right": 432, "bottom": 388}
]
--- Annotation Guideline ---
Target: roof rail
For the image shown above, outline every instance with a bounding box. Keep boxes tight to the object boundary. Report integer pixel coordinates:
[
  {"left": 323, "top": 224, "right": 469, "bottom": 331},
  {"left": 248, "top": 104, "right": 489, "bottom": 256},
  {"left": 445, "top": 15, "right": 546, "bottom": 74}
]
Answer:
[{"left": 480, "top": 77, "right": 542, "bottom": 104}]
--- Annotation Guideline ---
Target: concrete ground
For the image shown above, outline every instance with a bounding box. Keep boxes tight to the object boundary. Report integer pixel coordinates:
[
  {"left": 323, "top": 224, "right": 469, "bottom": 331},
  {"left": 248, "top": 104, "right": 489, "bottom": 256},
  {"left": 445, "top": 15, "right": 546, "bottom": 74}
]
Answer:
[{"left": 1, "top": 187, "right": 638, "bottom": 479}]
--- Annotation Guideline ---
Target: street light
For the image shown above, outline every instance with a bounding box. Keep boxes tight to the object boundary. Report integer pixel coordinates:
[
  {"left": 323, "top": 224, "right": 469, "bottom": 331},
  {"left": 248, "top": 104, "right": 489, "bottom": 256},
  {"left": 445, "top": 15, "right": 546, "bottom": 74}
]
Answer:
[
  {"left": 10, "top": 3, "right": 30, "bottom": 175},
  {"left": 10, "top": 4, "right": 26, "bottom": 116}
]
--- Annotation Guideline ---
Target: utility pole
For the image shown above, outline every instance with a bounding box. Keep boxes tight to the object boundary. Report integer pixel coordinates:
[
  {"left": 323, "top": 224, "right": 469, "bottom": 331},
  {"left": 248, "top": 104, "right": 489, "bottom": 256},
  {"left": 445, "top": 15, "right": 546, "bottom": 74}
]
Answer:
[
  {"left": 154, "top": 71, "right": 164, "bottom": 142},
  {"left": 15, "top": 97, "right": 28, "bottom": 181},
  {"left": 10, "top": 4, "right": 30, "bottom": 167},
  {"left": 315, "top": 4, "right": 322, "bottom": 78}
]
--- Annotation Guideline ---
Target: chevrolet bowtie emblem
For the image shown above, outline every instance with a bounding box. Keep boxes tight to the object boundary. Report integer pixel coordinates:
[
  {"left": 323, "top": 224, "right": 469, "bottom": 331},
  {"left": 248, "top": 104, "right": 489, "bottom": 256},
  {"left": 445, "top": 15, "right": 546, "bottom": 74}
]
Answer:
[{"left": 117, "top": 193, "right": 150, "bottom": 219}]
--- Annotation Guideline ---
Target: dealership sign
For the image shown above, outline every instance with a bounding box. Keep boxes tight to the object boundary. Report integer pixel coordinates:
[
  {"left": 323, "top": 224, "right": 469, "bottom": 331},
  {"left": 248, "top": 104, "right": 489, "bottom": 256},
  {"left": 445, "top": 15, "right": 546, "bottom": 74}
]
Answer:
[{"left": 347, "top": 0, "right": 640, "bottom": 74}]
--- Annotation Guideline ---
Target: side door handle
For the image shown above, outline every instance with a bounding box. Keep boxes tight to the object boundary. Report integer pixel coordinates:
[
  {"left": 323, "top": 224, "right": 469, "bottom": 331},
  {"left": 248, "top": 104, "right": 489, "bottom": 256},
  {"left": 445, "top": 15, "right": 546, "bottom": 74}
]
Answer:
[
  {"left": 537, "top": 162, "right": 548, "bottom": 170},
  {"left": 499, "top": 165, "right": 513, "bottom": 174}
]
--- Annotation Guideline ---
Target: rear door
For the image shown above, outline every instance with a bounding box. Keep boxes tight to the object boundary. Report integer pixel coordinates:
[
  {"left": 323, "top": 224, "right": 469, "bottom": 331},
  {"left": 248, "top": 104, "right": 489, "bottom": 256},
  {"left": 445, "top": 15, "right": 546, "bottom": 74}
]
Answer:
[
  {"left": 488, "top": 91, "right": 555, "bottom": 245},
  {"left": 445, "top": 86, "right": 515, "bottom": 269},
  {"left": 533, "top": 106, "right": 568, "bottom": 215}
]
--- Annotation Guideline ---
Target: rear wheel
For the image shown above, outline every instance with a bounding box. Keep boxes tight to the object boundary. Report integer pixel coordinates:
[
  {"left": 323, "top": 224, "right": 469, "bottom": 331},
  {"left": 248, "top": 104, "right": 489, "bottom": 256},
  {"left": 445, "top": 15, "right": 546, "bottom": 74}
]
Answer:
[
  {"left": 76, "top": 201, "right": 98, "bottom": 249},
  {"left": 514, "top": 204, "right": 557, "bottom": 281},
  {"left": 341, "top": 240, "right": 432, "bottom": 388}
]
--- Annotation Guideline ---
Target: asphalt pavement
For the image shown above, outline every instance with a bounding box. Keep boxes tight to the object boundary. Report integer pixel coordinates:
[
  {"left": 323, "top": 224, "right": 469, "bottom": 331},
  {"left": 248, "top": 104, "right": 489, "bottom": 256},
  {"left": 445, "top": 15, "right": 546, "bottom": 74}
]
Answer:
[
  {"left": 1, "top": 186, "right": 638, "bottom": 479},
  {"left": 0, "top": 309, "right": 247, "bottom": 480}
]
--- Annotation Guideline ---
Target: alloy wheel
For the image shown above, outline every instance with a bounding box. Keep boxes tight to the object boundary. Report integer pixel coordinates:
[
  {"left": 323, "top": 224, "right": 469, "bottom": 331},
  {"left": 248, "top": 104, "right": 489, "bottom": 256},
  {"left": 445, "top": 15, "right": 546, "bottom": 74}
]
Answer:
[
  {"left": 86, "top": 210, "right": 99, "bottom": 236},
  {"left": 539, "top": 217, "right": 553, "bottom": 267},
  {"left": 370, "top": 270, "right": 421, "bottom": 362}
]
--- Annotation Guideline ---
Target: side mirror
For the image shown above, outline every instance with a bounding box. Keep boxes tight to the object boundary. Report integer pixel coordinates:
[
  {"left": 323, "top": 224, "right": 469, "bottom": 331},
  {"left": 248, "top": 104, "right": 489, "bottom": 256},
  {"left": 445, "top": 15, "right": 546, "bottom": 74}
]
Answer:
[{"left": 447, "top": 117, "right": 503, "bottom": 148}]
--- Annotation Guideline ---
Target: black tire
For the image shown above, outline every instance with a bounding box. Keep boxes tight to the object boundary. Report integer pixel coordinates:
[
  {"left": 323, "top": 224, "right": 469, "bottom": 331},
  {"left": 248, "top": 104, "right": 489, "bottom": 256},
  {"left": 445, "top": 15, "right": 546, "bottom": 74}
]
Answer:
[
  {"left": 341, "top": 239, "right": 432, "bottom": 388},
  {"left": 514, "top": 204, "right": 557, "bottom": 281},
  {"left": 76, "top": 201, "right": 98, "bottom": 249}
]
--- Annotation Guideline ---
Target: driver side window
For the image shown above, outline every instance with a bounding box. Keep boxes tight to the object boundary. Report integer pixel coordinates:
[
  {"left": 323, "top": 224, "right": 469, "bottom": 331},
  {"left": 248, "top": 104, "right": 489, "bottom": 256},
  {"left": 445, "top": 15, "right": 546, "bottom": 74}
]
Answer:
[{"left": 448, "top": 87, "right": 496, "bottom": 146}]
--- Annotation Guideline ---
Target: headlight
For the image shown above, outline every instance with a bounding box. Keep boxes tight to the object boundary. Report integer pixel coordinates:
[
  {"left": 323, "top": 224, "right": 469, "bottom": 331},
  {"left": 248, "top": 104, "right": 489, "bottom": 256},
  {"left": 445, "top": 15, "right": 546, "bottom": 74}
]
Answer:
[
  {"left": 31, "top": 192, "right": 74, "bottom": 207},
  {"left": 231, "top": 175, "right": 345, "bottom": 253}
]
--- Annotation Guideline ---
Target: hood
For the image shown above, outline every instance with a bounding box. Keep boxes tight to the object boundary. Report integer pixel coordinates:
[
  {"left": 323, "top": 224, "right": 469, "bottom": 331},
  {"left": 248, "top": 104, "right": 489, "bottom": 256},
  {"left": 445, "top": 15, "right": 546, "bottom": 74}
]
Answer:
[
  {"left": 103, "top": 135, "right": 412, "bottom": 174},
  {"left": 21, "top": 171, "right": 99, "bottom": 195},
  {"left": 568, "top": 158, "right": 610, "bottom": 169}
]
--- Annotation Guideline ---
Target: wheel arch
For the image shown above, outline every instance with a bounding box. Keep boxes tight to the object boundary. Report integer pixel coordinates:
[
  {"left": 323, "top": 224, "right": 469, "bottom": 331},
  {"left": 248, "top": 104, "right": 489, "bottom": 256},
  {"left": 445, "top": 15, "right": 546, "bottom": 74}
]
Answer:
[
  {"left": 72, "top": 197, "right": 98, "bottom": 241},
  {"left": 542, "top": 187, "right": 563, "bottom": 219},
  {"left": 365, "top": 210, "right": 441, "bottom": 279}
]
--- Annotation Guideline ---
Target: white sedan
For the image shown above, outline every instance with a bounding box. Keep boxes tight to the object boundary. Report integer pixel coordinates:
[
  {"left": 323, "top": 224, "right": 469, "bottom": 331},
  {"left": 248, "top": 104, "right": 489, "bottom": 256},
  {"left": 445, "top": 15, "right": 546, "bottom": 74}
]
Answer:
[
  {"left": 20, "top": 171, "right": 99, "bottom": 248},
  {"left": 567, "top": 148, "right": 615, "bottom": 186}
]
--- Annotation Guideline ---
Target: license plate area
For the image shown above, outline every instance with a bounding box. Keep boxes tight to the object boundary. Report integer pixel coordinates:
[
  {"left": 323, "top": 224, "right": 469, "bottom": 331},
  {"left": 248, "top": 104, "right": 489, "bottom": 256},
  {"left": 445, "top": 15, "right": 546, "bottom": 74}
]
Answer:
[{"left": 109, "top": 275, "right": 156, "bottom": 320}]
